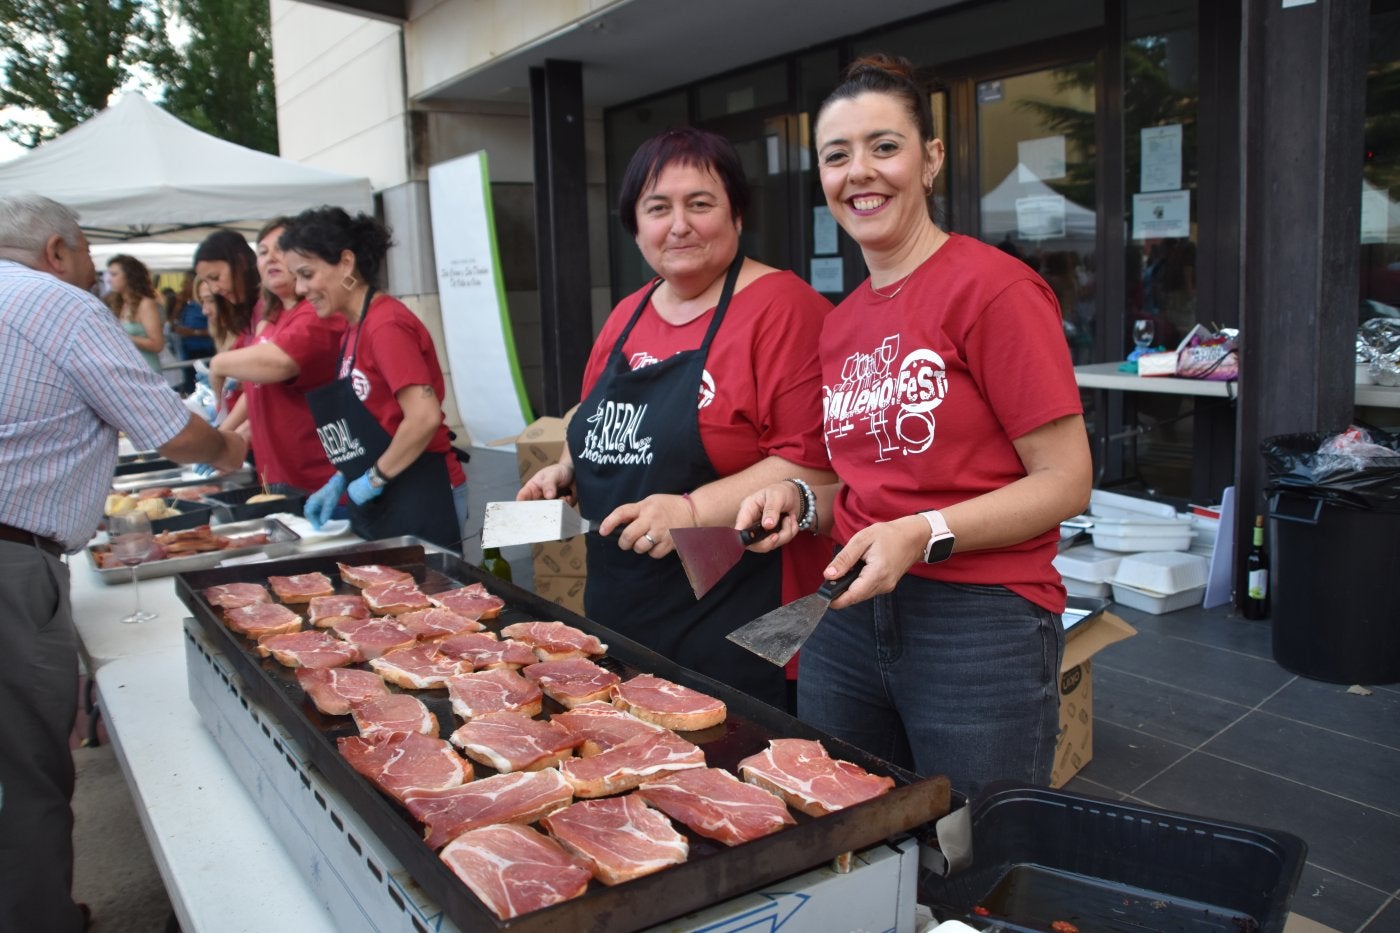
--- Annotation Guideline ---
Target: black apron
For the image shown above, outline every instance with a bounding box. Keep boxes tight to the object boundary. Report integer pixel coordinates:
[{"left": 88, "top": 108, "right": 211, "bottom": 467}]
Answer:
[
  {"left": 567, "top": 256, "right": 785, "bottom": 709},
  {"left": 306, "top": 290, "right": 461, "bottom": 551}
]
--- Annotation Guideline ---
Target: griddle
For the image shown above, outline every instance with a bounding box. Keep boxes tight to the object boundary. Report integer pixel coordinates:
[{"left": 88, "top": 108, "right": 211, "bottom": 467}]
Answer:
[{"left": 176, "top": 541, "right": 953, "bottom": 932}]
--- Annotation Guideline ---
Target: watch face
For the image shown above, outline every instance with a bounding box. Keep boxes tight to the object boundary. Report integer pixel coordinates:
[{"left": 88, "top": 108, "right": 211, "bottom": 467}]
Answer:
[{"left": 926, "top": 534, "right": 955, "bottom": 563}]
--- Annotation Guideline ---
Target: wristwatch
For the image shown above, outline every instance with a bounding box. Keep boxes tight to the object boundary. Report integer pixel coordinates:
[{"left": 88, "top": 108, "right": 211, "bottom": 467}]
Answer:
[
  {"left": 367, "top": 464, "right": 389, "bottom": 489},
  {"left": 919, "top": 509, "right": 956, "bottom": 563}
]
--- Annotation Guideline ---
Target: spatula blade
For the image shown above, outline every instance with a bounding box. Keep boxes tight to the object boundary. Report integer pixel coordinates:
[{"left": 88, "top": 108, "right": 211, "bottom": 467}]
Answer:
[
  {"left": 724, "top": 560, "right": 864, "bottom": 665},
  {"left": 669, "top": 523, "right": 765, "bottom": 600},
  {"left": 480, "top": 500, "right": 593, "bottom": 548}
]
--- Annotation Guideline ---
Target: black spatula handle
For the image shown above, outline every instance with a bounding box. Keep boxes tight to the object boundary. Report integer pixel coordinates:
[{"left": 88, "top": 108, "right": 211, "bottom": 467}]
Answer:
[
  {"left": 736, "top": 521, "right": 772, "bottom": 547},
  {"left": 815, "top": 560, "right": 864, "bottom": 601}
]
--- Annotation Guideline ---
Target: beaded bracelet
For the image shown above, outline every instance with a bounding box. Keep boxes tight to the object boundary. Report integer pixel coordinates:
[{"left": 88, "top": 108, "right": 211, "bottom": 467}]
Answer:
[
  {"left": 681, "top": 491, "right": 699, "bottom": 527},
  {"left": 786, "top": 477, "right": 817, "bottom": 533}
]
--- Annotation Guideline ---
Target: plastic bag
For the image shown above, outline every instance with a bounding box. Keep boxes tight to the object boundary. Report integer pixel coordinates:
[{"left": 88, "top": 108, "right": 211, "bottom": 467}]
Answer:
[
  {"left": 1262, "top": 425, "right": 1400, "bottom": 512},
  {"left": 1176, "top": 324, "right": 1238, "bottom": 380}
]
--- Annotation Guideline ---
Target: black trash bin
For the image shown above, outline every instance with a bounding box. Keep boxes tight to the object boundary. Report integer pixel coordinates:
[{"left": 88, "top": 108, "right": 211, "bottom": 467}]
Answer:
[{"left": 1264, "top": 430, "right": 1400, "bottom": 685}]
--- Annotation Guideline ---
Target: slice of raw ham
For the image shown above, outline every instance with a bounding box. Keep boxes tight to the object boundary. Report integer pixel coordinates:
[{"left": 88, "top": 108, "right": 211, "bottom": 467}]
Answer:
[
  {"left": 307, "top": 594, "right": 370, "bottom": 627},
  {"left": 224, "top": 602, "right": 302, "bottom": 639},
  {"left": 405, "top": 769, "right": 574, "bottom": 850},
  {"left": 296, "top": 667, "right": 390, "bottom": 716},
  {"left": 337, "top": 562, "right": 414, "bottom": 589},
  {"left": 522, "top": 658, "right": 620, "bottom": 709},
  {"left": 737, "top": 738, "right": 895, "bottom": 817},
  {"left": 611, "top": 673, "right": 726, "bottom": 731},
  {"left": 338, "top": 731, "right": 471, "bottom": 804},
  {"left": 256, "top": 629, "right": 361, "bottom": 669},
  {"left": 499, "top": 621, "right": 607, "bottom": 661},
  {"left": 332, "top": 616, "right": 416, "bottom": 659},
  {"left": 550, "top": 701, "right": 667, "bottom": 757},
  {"left": 394, "top": 606, "right": 486, "bottom": 639},
  {"left": 542, "top": 794, "right": 688, "bottom": 886},
  {"left": 363, "top": 579, "right": 433, "bottom": 615},
  {"left": 350, "top": 693, "right": 438, "bottom": 738},
  {"left": 369, "top": 643, "right": 470, "bottom": 689},
  {"left": 429, "top": 583, "right": 505, "bottom": 620},
  {"left": 439, "top": 824, "right": 590, "bottom": 920},
  {"left": 267, "top": 572, "right": 335, "bottom": 603},
  {"left": 435, "top": 632, "right": 537, "bottom": 670},
  {"left": 202, "top": 582, "right": 270, "bottom": 610},
  {"left": 636, "top": 767, "right": 795, "bottom": 846},
  {"left": 450, "top": 711, "right": 580, "bottom": 772},
  {"left": 445, "top": 669, "right": 543, "bottom": 720},
  {"left": 558, "top": 730, "right": 705, "bottom": 798}
]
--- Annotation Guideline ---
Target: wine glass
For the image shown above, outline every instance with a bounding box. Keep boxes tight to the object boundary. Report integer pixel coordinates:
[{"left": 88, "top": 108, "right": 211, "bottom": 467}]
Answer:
[
  {"left": 1132, "top": 318, "right": 1156, "bottom": 353},
  {"left": 109, "top": 512, "right": 157, "bottom": 623}
]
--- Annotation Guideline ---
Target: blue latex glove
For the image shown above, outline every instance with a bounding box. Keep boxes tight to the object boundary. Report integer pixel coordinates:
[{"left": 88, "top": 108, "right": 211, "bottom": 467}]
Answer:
[
  {"left": 305, "top": 473, "right": 347, "bottom": 529},
  {"left": 347, "top": 469, "right": 384, "bottom": 506},
  {"left": 191, "top": 463, "right": 216, "bottom": 478}
]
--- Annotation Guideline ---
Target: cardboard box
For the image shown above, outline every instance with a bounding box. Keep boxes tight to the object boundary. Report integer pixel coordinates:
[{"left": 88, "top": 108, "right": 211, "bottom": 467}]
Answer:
[
  {"left": 493, "top": 404, "right": 579, "bottom": 484},
  {"left": 531, "top": 536, "right": 587, "bottom": 577},
  {"left": 533, "top": 574, "right": 586, "bottom": 615},
  {"left": 1051, "top": 611, "right": 1137, "bottom": 787}
]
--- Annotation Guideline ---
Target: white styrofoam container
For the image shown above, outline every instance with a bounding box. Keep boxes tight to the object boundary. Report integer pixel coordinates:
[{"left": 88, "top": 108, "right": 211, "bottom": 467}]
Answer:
[
  {"left": 1089, "top": 489, "right": 1178, "bottom": 520},
  {"left": 1053, "top": 545, "right": 1122, "bottom": 582},
  {"left": 1111, "top": 580, "right": 1207, "bottom": 614},
  {"left": 1089, "top": 516, "right": 1194, "bottom": 552},
  {"left": 1065, "top": 577, "right": 1113, "bottom": 598},
  {"left": 1112, "top": 551, "right": 1210, "bottom": 594}
]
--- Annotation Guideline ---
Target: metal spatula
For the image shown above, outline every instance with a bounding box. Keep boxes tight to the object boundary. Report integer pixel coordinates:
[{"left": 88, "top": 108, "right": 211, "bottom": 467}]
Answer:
[
  {"left": 725, "top": 561, "right": 864, "bottom": 666},
  {"left": 669, "top": 522, "right": 769, "bottom": 600},
  {"left": 480, "top": 500, "right": 594, "bottom": 548}
]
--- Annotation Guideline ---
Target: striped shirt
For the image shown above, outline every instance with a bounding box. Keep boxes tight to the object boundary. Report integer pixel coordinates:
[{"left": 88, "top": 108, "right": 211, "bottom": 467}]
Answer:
[{"left": 0, "top": 260, "right": 192, "bottom": 552}]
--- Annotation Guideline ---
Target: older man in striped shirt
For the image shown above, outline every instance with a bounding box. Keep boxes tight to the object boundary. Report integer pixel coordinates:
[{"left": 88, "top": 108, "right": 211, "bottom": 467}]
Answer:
[{"left": 0, "top": 193, "right": 246, "bottom": 933}]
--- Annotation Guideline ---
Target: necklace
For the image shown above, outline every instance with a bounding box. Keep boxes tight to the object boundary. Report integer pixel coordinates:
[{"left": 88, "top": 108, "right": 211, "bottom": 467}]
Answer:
[{"left": 869, "top": 272, "right": 913, "bottom": 300}]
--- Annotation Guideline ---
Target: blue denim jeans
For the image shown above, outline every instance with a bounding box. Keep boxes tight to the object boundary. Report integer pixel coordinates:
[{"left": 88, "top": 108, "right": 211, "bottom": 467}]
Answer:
[{"left": 796, "top": 575, "right": 1064, "bottom": 797}]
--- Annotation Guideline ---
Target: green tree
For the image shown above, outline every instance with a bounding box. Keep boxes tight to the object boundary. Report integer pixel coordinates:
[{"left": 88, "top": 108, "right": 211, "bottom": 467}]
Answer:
[{"left": 0, "top": 0, "right": 165, "bottom": 148}]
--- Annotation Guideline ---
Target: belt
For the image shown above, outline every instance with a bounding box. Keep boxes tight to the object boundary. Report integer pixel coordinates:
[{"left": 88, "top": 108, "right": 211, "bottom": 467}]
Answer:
[{"left": 0, "top": 521, "right": 64, "bottom": 557}]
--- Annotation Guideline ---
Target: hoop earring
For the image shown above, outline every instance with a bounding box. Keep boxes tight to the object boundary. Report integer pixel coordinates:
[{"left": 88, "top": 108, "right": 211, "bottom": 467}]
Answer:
[{"left": 341, "top": 273, "right": 359, "bottom": 291}]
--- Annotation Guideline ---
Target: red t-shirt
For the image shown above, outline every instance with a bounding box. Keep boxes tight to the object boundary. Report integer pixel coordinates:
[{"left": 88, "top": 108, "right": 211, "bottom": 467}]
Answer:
[
  {"left": 245, "top": 300, "right": 345, "bottom": 492},
  {"left": 820, "top": 234, "right": 1083, "bottom": 613},
  {"left": 582, "top": 269, "right": 835, "bottom": 620},
  {"left": 338, "top": 295, "right": 465, "bottom": 488}
]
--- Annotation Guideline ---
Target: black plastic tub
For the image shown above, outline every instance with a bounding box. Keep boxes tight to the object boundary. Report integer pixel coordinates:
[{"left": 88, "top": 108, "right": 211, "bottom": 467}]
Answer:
[
  {"left": 204, "top": 484, "right": 306, "bottom": 523},
  {"left": 922, "top": 783, "right": 1306, "bottom": 933},
  {"left": 148, "top": 499, "right": 217, "bottom": 533}
]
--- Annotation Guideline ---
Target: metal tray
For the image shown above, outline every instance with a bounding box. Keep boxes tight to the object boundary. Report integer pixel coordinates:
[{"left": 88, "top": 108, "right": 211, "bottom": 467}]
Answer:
[
  {"left": 87, "top": 518, "right": 301, "bottom": 585},
  {"left": 110, "top": 465, "right": 253, "bottom": 494},
  {"left": 175, "top": 543, "right": 955, "bottom": 933}
]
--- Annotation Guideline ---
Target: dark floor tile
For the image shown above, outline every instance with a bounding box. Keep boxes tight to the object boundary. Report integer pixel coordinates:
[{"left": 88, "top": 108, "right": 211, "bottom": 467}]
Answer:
[
  {"left": 1095, "top": 624, "right": 1294, "bottom": 706},
  {"left": 1365, "top": 894, "right": 1400, "bottom": 932},
  {"left": 1073, "top": 719, "right": 1192, "bottom": 794},
  {"left": 1111, "top": 603, "right": 1274, "bottom": 659},
  {"left": 1061, "top": 773, "right": 1131, "bottom": 800},
  {"left": 1094, "top": 666, "right": 1252, "bottom": 746},
  {"left": 1289, "top": 863, "right": 1391, "bottom": 933},
  {"left": 1260, "top": 678, "right": 1400, "bottom": 749},
  {"left": 1203, "top": 711, "right": 1400, "bottom": 814},
  {"left": 1136, "top": 753, "right": 1400, "bottom": 892}
]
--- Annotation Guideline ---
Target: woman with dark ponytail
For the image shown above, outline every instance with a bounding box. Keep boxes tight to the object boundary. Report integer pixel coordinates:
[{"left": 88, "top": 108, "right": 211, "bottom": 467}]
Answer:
[
  {"left": 284, "top": 207, "right": 467, "bottom": 551},
  {"left": 739, "top": 55, "right": 1092, "bottom": 794}
]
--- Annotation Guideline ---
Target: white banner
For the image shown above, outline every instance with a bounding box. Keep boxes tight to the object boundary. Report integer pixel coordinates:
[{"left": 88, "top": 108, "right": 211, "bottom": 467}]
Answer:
[{"left": 427, "top": 152, "right": 533, "bottom": 449}]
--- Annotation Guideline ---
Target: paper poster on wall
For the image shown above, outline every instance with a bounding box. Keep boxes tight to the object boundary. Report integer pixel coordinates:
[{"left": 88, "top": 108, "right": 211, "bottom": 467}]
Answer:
[
  {"left": 427, "top": 151, "right": 533, "bottom": 449},
  {"left": 1018, "top": 136, "right": 1066, "bottom": 182},
  {"left": 1361, "top": 184, "right": 1391, "bottom": 244},
  {"left": 1015, "top": 194, "right": 1067, "bottom": 239},
  {"left": 810, "top": 257, "right": 844, "bottom": 294},
  {"left": 1140, "top": 124, "right": 1183, "bottom": 193},
  {"left": 1132, "top": 190, "right": 1191, "bottom": 239},
  {"left": 813, "top": 206, "right": 838, "bottom": 255}
]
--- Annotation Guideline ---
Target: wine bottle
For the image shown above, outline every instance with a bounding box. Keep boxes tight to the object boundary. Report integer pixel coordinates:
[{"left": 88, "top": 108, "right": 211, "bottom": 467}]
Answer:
[
  {"left": 1243, "top": 515, "right": 1269, "bottom": 620},
  {"left": 481, "top": 546, "right": 512, "bottom": 582}
]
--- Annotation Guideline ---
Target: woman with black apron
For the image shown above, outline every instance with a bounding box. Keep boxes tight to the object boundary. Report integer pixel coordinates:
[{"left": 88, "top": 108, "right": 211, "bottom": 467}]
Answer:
[
  {"left": 282, "top": 207, "right": 467, "bottom": 552},
  {"left": 518, "top": 128, "right": 835, "bottom": 711}
]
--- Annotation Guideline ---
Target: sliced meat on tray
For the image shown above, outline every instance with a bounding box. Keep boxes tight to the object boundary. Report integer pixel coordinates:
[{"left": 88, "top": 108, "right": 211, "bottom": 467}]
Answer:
[
  {"left": 331, "top": 616, "right": 416, "bottom": 660},
  {"left": 611, "top": 673, "right": 726, "bottom": 731},
  {"left": 439, "top": 823, "right": 590, "bottom": 920},
  {"left": 256, "top": 629, "right": 362, "bottom": 669},
  {"left": 499, "top": 621, "right": 607, "bottom": 661},
  {"left": 362, "top": 579, "right": 433, "bottom": 615},
  {"left": 737, "top": 738, "right": 895, "bottom": 817},
  {"left": 296, "top": 667, "right": 390, "bottom": 716},
  {"left": 435, "top": 632, "right": 537, "bottom": 671},
  {"left": 551, "top": 701, "right": 667, "bottom": 757},
  {"left": 449, "top": 711, "right": 580, "bottom": 772},
  {"left": 445, "top": 668, "right": 543, "bottom": 720},
  {"left": 267, "top": 572, "right": 335, "bottom": 603},
  {"left": 522, "top": 658, "right": 621, "bottom": 709},
  {"left": 636, "top": 767, "right": 795, "bottom": 846},
  {"left": 429, "top": 583, "right": 505, "bottom": 620},
  {"left": 202, "top": 582, "right": 270, "bottom": 610},
  {"left": 558, "top": 729, "right": 706, "bottom": 798},
  {"left": 369, "top": 643, "right": 470, "bottom": 689},
  {"left": 393, "top": 606, "right": 486, "bottom": 639},
  {"left": 542, "top": 794, "right": 688, "bottom": 886},
  {"left": 336, "top": 562, "right": 414, "bottom": 589},
  {"left": 224, "top": 602, "right": 302, "bottom": 639},
  {"left": 307, "top": 594, "right": 370, "bottom": 627},
  {"left": 405, "top": 769, "right": 574, "bottom": 850},
  {"left": 338, "top": 731, "right": 472, "bottom": 804},
  {"left": 350, "top": 693, "right": 438, "bottom": 738}
]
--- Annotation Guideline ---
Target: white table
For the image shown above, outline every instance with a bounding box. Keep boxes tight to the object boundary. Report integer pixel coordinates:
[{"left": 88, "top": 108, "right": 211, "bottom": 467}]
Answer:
[{"left": 1074, "top": 361, "right": 1400, "bottom": 407}]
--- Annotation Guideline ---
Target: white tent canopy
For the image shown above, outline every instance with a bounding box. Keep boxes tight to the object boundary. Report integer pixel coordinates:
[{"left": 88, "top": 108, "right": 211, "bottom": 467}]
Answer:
[
  {"left": 0, "top": 93, "right": 373, "bottom": 241},
  {"left": 980, "top": 162, "right": 1096, "bottom": 245}
]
